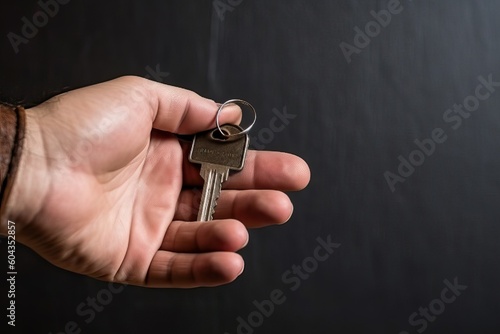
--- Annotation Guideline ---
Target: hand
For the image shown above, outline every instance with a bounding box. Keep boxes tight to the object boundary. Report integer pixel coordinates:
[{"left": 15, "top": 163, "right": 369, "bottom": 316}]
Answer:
[{"left": 3, "top": 76, "right": 310, "bottom": 288}]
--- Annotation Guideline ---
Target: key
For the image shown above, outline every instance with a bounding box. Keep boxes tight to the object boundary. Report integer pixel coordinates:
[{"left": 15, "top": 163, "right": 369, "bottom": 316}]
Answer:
[{"left": 189, "top": 124, "right": 249, "bottom": 221}]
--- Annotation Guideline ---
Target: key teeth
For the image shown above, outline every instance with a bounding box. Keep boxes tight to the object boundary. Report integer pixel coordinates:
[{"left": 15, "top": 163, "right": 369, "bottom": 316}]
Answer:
[
  {"left": 208, "top": 204, "right": 216, "bottom": 220},
  {"left": 211, "top": 195, "right": 220, "bottom": 217},
  {"left": 210, "top": 184, "right": 222, "bottom": 219}
]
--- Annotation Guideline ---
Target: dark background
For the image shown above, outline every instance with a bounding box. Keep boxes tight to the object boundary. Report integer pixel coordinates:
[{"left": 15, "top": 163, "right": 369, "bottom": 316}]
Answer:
[{"left": 1, "top": 0, "right": 500, "bottom": 333}]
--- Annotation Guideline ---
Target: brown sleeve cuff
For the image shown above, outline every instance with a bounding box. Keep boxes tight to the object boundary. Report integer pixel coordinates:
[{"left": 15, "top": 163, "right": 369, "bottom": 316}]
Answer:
[{"left": 0, "top": 103, "right": 26, "bottom": 222}]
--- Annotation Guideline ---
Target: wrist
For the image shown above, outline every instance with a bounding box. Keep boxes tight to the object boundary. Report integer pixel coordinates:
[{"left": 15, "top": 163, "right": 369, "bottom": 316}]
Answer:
[
  {"left": 0, "top": 103, "right": 25, "bottom": 234},
  {"left": 0, "top": 108, "right": 48, "bottom": 237}
]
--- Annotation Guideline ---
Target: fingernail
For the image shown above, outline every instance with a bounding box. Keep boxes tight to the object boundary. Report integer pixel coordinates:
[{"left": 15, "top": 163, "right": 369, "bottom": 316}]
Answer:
[
  {"left": 284, "top": 203, "right": 294, "bottom": 223},
  {"left": 237, "top": 260, "right": 245, "bottom": 276}
]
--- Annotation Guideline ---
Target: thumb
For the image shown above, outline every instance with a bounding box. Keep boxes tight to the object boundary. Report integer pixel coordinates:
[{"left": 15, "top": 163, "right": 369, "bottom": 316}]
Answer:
[{"left": 145, "top": 79, "right": 241, "bottom": 134}]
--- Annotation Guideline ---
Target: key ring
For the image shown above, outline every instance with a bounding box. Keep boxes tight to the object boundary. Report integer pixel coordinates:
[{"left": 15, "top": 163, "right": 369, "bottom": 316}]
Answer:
[{"left": 215, "top": 99, "right": 257, "bottom": 139}]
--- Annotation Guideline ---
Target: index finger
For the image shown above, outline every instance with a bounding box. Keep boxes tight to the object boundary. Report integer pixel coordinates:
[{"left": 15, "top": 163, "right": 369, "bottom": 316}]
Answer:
[{"left": 181, "top": 147, "right": 311, "bottom": 191}]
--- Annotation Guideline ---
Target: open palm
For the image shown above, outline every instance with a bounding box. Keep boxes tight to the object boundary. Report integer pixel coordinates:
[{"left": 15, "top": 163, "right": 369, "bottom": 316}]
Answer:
[{"left": 7, "top": 76, "right": 310, "bottom": 288}]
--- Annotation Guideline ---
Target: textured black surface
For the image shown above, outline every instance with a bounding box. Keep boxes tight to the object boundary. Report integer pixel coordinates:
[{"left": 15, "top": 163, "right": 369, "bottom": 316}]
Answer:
[{"left": 1, "top": 1, "right": 500, "bottom": 333}]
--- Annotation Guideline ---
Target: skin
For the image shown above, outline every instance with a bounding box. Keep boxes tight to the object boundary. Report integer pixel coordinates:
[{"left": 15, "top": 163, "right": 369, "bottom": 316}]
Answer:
[{"left": 1, "top": 76, "right": 311, "bottom": 288}]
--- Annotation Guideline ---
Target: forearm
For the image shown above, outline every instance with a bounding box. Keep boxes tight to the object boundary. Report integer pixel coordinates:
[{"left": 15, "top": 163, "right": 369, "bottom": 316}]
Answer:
[{"left": 0, "top": 103, "right": 26, "bottom": 234}]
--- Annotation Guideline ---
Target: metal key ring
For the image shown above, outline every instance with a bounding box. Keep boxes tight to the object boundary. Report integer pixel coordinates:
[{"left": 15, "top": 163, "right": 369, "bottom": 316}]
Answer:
[{"left": 215, "top": 99, "right": 257, "bottom": 139}]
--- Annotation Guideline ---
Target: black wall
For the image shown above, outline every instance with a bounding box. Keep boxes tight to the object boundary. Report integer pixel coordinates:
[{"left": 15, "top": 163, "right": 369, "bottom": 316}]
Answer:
[{"left": 2, "top": 1, "right": 500, "bottom": 333}]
